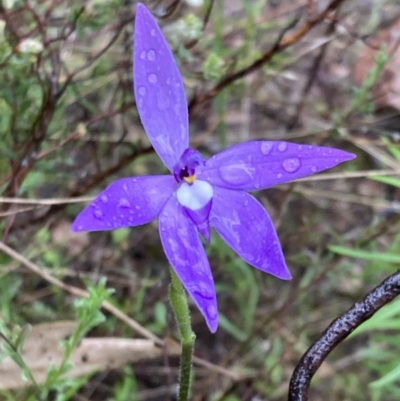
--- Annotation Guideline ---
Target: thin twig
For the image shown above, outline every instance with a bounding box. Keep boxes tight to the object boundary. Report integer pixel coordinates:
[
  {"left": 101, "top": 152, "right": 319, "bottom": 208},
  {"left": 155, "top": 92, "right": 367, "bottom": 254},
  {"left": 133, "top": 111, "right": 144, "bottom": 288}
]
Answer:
[
  {"left": 288, "top": 270, "right": 400, "bottom": 401},
  {"left": 189, "top": 0, "right": 347, "bottom": 111}
]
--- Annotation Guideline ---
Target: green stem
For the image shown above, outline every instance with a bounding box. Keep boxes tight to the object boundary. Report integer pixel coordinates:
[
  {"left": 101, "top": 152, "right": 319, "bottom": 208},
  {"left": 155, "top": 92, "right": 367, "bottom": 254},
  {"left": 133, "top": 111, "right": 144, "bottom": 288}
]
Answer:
[{"left": 169, "top": 268, "right": 196, "bottom": 401}]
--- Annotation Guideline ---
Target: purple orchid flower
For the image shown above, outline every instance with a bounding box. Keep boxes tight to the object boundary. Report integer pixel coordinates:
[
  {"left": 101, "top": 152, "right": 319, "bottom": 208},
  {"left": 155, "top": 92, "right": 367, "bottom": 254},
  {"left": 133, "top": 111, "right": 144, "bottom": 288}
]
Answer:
[{"left": 72, "top": 3, "right": 355, "bottom": 333}]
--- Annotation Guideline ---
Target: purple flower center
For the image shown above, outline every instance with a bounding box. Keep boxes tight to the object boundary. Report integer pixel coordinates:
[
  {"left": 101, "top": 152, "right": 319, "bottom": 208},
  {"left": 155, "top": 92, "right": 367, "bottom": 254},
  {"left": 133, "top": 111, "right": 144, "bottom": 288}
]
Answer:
[{"left": 173, "top": 148, "right": 205, "bottom": 184}]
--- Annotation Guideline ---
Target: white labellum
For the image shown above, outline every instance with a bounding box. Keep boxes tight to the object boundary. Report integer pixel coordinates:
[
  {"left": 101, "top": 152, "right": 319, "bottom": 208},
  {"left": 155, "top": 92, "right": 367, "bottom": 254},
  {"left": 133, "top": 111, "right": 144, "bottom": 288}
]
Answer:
[{"left": 176, "top": 180, "right": 213, "bottom": 211}]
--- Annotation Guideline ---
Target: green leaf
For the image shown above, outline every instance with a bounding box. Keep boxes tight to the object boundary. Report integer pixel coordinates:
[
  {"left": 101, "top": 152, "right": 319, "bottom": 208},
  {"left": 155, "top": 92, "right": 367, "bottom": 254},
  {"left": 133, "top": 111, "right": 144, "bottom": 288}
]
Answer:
[
  {"left": 370, "top": 175, "right": 400, "bottom": 189},
  {"left": 328, "top": 245, "right": 400, "bottom": 264},
  {"left": 370, "top": 363, "right": 400, "bottom": 388}
]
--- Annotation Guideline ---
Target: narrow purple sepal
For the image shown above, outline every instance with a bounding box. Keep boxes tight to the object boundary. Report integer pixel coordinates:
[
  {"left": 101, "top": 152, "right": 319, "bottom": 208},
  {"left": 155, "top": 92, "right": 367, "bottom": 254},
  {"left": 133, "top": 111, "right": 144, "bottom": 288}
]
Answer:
[
  {"left": 210, "top": 187, "right": 292, "bottom": 280},
  {"left": 159, "top": 196, "right": 218, "bottom": 332},
  {"left": 134, "top": 3, "right": 189, "bottom": 171},
  {"left": 72, "top": 176, "right": 176, "bottom": 232},
  {"left": 198, "top": 141, "right": 356, "bottom": 191}
]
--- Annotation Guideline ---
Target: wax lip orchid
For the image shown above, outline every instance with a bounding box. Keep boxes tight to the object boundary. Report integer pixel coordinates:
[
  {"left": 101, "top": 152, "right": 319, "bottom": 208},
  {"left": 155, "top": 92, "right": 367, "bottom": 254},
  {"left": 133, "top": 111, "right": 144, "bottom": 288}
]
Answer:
[{"left": 72, "top": 3, "right": 356, "bottom": 333}]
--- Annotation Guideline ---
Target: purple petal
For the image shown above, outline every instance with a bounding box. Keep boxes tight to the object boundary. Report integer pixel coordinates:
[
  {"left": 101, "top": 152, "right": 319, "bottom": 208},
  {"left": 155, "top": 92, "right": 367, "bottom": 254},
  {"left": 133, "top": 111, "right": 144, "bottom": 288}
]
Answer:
[
  {"left": 198, "top": 141, "right": 356, "bottom": 191},
  {"left": 159, "top": 196, "right": 218, "bottom": 332},
  {"left": 72, "top": 176, "right": 176, "bottom": 232},
  {"left": 210, "top": 187, "right": 291, "bottom": 280},
  {"left": 134, "top": 3, "right": 188, "bottom": 171}
]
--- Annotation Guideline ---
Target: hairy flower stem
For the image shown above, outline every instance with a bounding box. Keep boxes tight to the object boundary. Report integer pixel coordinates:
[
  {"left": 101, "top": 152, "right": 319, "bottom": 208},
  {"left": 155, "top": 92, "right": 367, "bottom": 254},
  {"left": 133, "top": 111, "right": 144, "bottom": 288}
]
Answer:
[{"left": 169, "top": 268, "right": 196, "bottom": 401}]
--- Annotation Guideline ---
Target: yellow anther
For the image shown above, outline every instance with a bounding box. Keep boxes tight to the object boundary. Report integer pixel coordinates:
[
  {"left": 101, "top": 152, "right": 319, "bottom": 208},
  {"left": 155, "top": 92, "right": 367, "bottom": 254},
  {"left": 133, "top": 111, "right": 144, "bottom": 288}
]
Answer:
[{"left": 183, "top": 174, "right": 196, "bottom": 184}]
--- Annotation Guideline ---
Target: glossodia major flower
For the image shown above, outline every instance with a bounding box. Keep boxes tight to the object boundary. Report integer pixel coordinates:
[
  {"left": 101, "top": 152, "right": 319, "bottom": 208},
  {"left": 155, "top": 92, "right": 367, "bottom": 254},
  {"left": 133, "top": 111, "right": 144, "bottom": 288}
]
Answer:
[{"left": 72, "top": 3, "right": 356, "bottom": 333}]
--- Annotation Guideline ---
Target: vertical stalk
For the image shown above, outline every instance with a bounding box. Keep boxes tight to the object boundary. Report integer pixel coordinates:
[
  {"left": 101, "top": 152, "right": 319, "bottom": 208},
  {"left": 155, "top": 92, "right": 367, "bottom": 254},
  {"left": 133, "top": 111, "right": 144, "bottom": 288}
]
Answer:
[{"left": 169, "top": 268, "right": 196, "bottom": 401}]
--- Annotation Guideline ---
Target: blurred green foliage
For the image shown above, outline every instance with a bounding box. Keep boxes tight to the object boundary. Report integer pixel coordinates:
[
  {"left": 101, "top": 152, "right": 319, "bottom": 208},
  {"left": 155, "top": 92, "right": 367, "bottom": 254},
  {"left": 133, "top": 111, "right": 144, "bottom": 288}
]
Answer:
[{"left": 1, "top": 0, "right": 400, "bottom": 400}]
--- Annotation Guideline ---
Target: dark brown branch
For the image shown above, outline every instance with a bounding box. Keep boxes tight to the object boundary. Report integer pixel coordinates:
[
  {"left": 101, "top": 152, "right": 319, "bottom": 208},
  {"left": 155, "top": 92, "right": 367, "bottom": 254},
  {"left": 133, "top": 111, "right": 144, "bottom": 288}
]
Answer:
[
  {"left": 288, "top": 270, "right": 400, "bottom": 401},
  {"left": 188, "top": 0, "right": 347, "bottom": 112}
]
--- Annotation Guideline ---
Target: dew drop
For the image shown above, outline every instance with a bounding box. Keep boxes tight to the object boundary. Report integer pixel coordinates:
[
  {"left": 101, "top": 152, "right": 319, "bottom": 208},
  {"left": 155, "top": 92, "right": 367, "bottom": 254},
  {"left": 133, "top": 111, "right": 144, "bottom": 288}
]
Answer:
[
  {"left": 77, "top": 225, "right": 83, "bottom": 230},
  {"left": 311, "top": 166, "right": 317, "bottom": 172},
  {"left": 150, "top": 29, "right": 156, "bottom": 36},
  {"left": 122, "top": 184, "right": 128, "bottom": 191},
  {"left": 100, "top": 195, "right": 108, "bottom": 203},
  {"left": 138, "top": 86, "right": 146, "bottom": 96},
  {"left": 255, "top": 183, "right": 260, "bottom": 189},
  {"left": 282, "top": 157, "right": 301, "bottom": 173},
  {"left": 191, "top": 281, "right": 214, "bottom": 299},
  {"left": 298, "top": 145, "right": 303, "bottom": 151},
  {"left": 93, "top": 209, "right": 103, "bottom": 219},
  {"left": 135, "top": 205, "right": 141, "bottom": 210},
  {"left": 148, "top": 73, "right": 157, "bottom": 84},
  {"left": 278, "top": 142, "right": 287, "bottom": 152},
  {"left": 147, "top": 49, "right": 156, "bottom": 61},
  {"left": 277, "top": 173, "right": 283, "bottom": 179},
  {"left": 118, "top": 198, "right": 131, "bottom": 208},
  {"left": 219, "top": 164, "right": 255, "bottom": 186},
  {"left": 244, "top": 200, "right": 249, "bottom": 206},
  {"left": 132, "top": 178, "right": 137, "bottom": 182},
  {"left": 207, "top": 305, "right": 217, "bottom": 320},
  {"left": 260, "top": 142, "right": 273, "bottom": 155},
  {"left": 137, "top": 98, "right": 143, "bottom": 109},
  {"left": 139, "top": 50, "right": 146, "bottom": 59}
]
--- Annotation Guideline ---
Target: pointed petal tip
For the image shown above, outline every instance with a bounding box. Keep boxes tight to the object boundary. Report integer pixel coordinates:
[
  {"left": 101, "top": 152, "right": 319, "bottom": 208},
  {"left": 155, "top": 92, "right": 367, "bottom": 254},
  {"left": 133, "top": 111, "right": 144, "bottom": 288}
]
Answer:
[
  {"left": 136, "top": 2, "right": 146, "bottom": 13},
  {"left": 346, "top": 152, "right": 357, "bottom": 161},
  {"left": 70, "top": 222, "right": 81, "bottom": 233},
  {"left": 277, "top": 270, "right": 292, "bottom": 281},
  {"left": 207, "top": 318, "right": 218, "bottom": 333}
]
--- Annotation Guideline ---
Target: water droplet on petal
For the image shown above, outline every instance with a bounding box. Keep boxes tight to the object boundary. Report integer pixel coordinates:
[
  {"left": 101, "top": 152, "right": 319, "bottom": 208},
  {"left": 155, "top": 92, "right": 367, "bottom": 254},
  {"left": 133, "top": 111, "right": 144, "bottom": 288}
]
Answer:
[
  {"left": 190, "top": 281, "right": 214, "bottom": 299},
  {"left": 282, "top": 157, "right": 301, "bottom": 173},
  {"left": 277, "top": 173, "right": 282, "bottom": 179},
  {"left": 278, "top": 142, "right": 287, "bottom": 152},
  {"left": 147, "top": 49, "right": 156, "bottom": 61},
  {"left": 122, "top": 184, "right": 128, "bottom": 191},
  {"left": 148, "top": 73, "right": 157, "bottom": 84},
  {"left": 132, "top": 178, "right": 137, "bottom": 182},
  {"left": 207, "top": 305, "right": 217, "bottom": 320},
  {"left": 219, "top": 164, "right": 255, "bottom": 186},
  {"left": 140, "top": 50, "right": 146, "bottom": 59},
  {"left": 150, "top": 29, "right": 156, "bottom": 36},
  {"left": 260, "top": 142, "right": 273, "bottom": 155},
  {"left": 138, "top": 86, "right": 146, "bottom": 96},
  {"left": 244, "top": 200, "right": 249, "bottom": 206},
  {"left": 100, "top": 195, "right": 108, "bottom": 203},
  {"left": 298, "top": 145, "right": 303, "bottom": 151},
  {"left": 118, "top": 198, "right": 131, "bottom": 208},
  {"left": 311, "top": 166, "right": 317, "bottom": 172},
  {"left": 93, "top": 209, "right": 103, "bottom": 219},
  {"left": 135, "top": 205, "right": 141, "bottom": 210}
]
